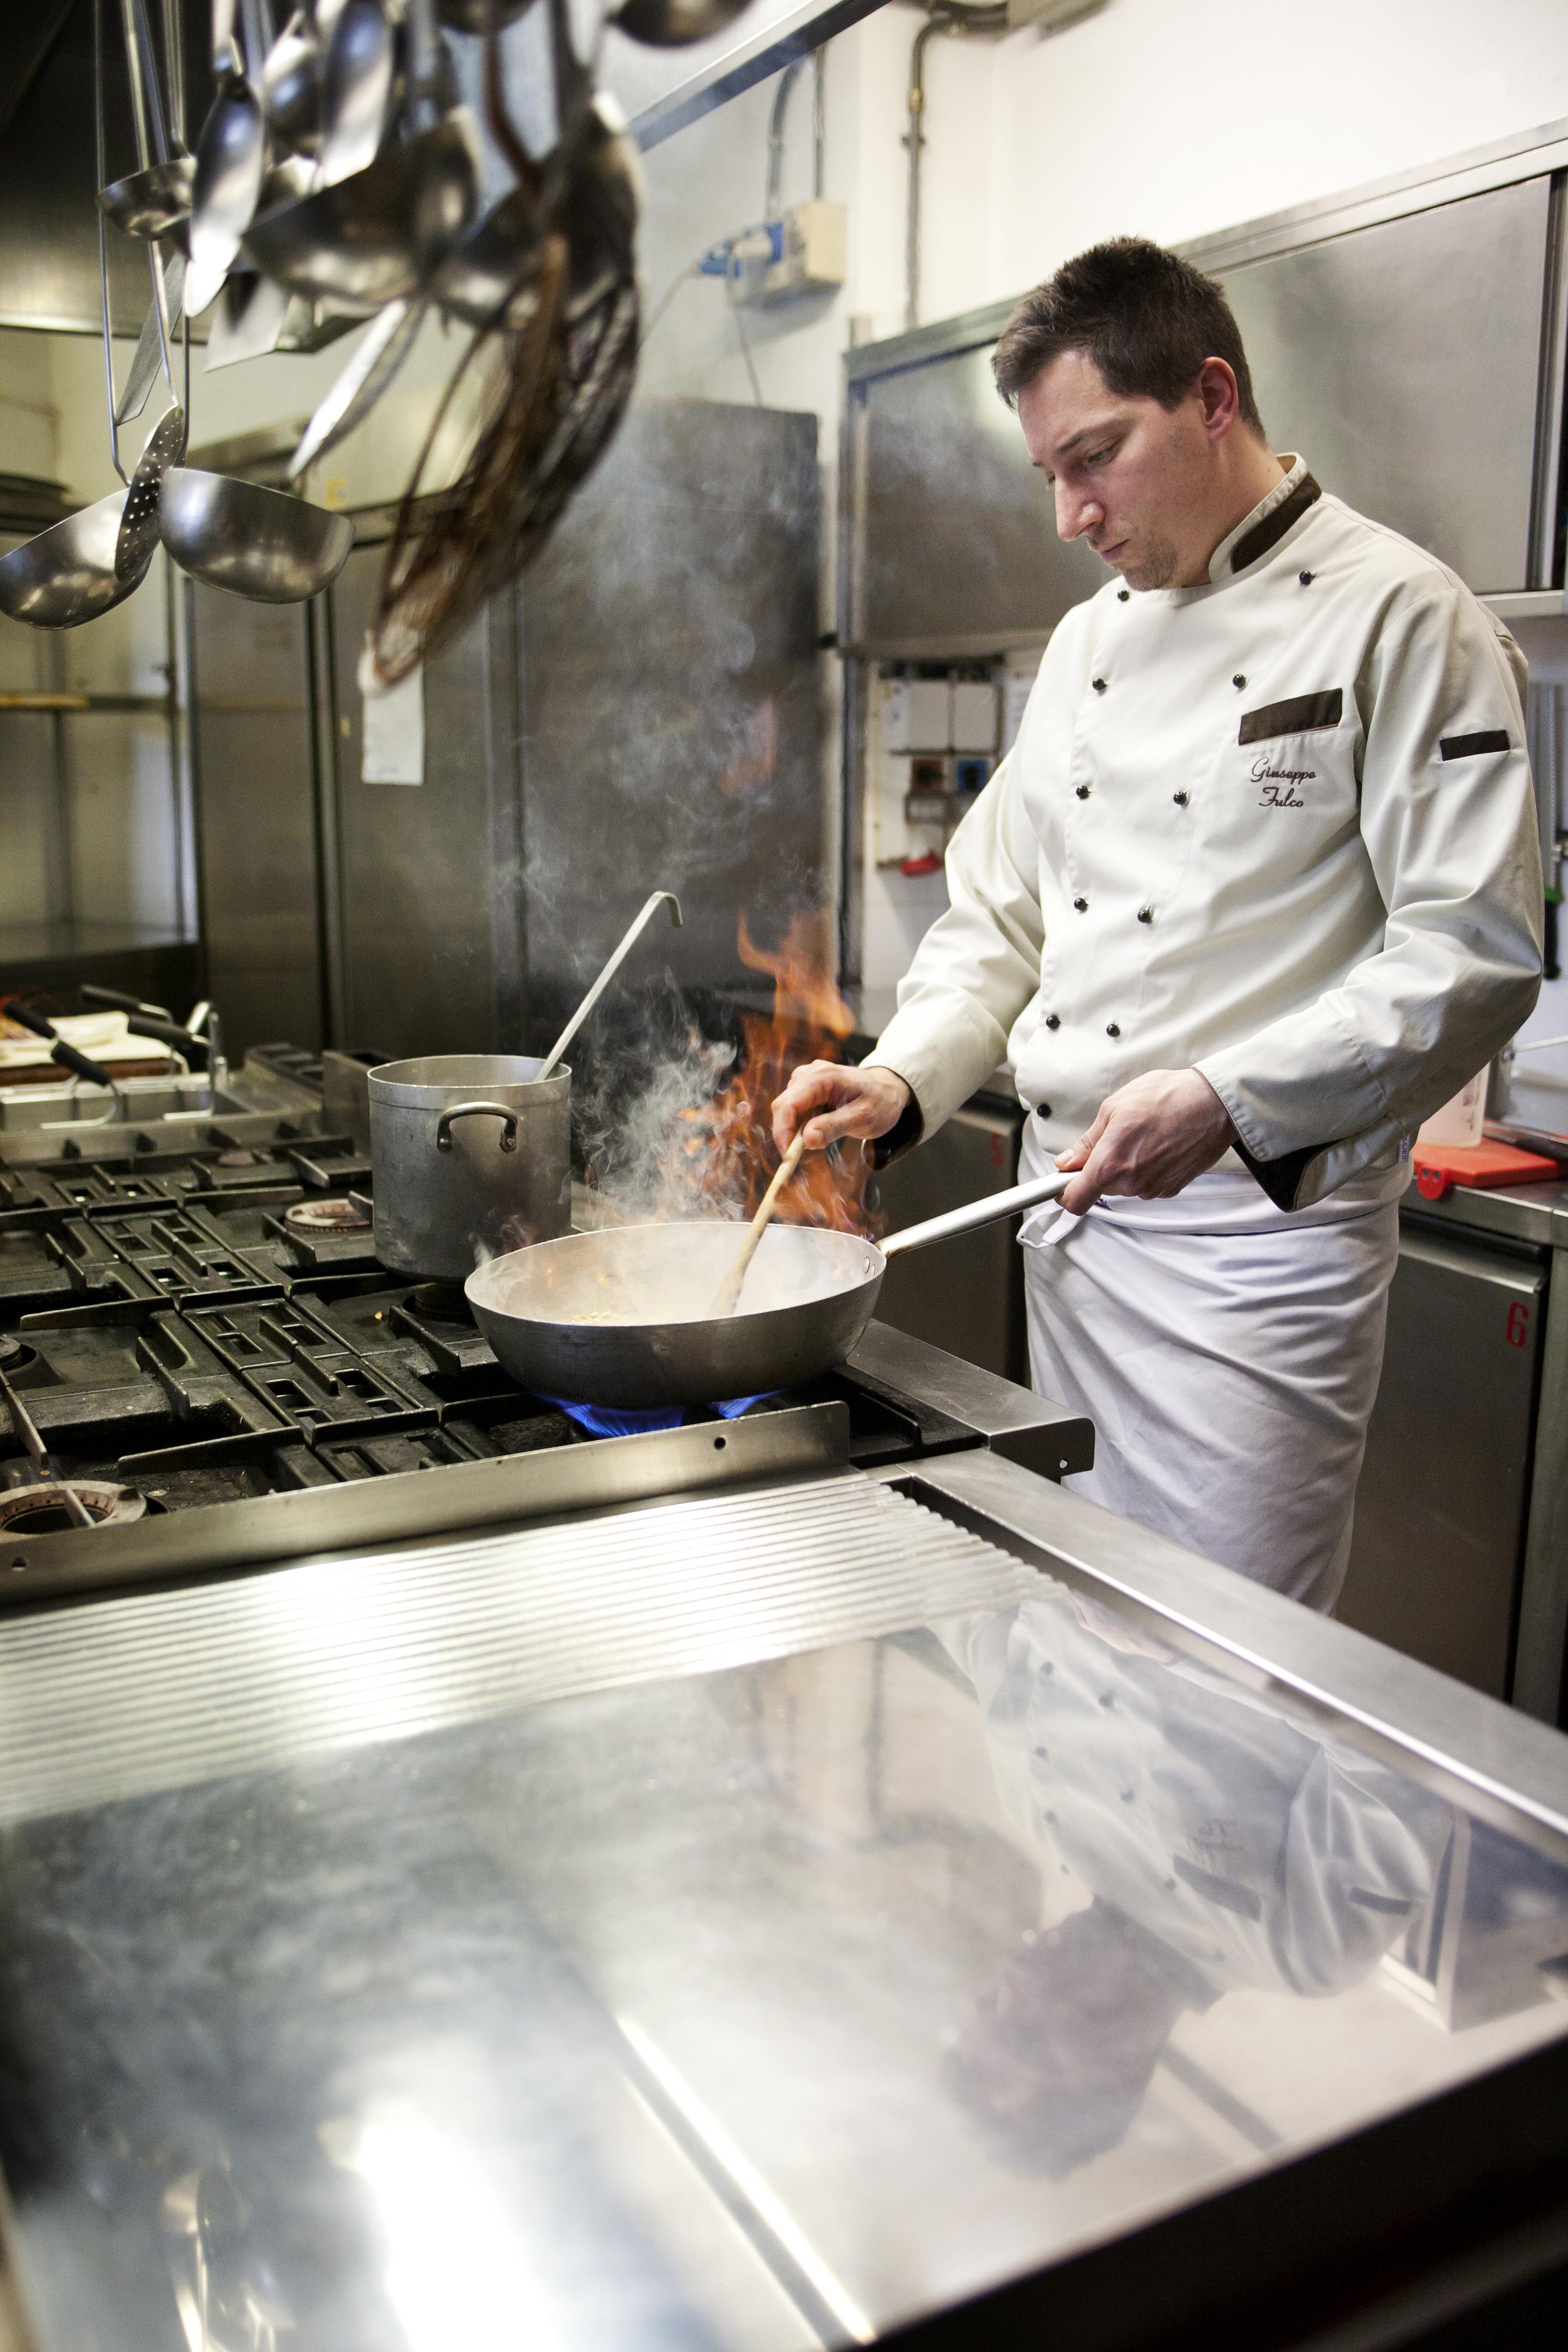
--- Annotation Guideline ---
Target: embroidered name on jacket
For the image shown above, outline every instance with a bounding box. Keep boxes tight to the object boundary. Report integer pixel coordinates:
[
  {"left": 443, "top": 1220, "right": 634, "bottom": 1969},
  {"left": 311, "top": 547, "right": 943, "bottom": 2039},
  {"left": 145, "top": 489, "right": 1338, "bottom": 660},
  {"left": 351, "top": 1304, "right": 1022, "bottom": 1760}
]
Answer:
[{"left": 1237, "top": 688, "right": 1344, "bottom": 745}]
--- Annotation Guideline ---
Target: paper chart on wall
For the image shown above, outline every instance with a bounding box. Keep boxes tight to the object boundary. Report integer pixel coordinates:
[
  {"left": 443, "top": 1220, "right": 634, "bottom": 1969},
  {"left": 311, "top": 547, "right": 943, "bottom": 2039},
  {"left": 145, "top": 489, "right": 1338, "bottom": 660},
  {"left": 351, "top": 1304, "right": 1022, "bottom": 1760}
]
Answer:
[{"left": 360, "top": 657, "right": 425, "bottom": 786}]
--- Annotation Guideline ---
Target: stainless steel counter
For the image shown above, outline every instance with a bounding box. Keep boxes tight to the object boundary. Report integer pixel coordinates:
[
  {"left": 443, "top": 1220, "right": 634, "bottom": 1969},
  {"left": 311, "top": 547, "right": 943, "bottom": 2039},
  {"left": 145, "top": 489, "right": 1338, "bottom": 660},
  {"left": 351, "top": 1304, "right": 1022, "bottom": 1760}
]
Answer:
[{"left": 1, "top": 1434, "right": 1566, "bottom": 2349}]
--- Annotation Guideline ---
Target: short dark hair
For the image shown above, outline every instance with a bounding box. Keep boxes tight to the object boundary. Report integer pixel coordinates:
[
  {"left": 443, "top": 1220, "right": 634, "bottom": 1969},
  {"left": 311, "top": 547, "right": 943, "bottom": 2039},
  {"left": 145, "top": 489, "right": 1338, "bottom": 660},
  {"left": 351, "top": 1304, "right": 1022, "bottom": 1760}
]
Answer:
[{"left": 992, "top": 237, "right": 1264, "bottom": 433}]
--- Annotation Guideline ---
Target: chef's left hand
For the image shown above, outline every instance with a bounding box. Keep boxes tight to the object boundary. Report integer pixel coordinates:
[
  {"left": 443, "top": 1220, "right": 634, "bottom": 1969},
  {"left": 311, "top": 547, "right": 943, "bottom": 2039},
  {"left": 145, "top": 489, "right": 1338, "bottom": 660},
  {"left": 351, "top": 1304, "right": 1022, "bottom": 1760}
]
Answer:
[{"left": 1054, "top": 1069, "right": 1237, "bottom": 1215}]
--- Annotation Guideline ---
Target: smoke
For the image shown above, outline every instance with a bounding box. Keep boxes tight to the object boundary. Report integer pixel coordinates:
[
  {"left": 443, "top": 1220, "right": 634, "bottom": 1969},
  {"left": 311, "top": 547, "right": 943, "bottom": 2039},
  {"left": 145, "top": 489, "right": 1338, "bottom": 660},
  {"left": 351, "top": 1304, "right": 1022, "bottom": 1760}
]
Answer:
[{"left": 570, "top": 977, "right": 748, "bottom": 1226}]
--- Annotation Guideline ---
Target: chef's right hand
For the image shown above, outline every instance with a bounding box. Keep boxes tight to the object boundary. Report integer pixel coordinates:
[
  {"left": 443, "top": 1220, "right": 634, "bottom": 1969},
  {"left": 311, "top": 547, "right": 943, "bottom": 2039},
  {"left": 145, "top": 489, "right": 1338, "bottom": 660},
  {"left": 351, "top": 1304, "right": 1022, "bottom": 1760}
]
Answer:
[{"left": 772, "top": 1061, "right": 911, "bottom": 1154}]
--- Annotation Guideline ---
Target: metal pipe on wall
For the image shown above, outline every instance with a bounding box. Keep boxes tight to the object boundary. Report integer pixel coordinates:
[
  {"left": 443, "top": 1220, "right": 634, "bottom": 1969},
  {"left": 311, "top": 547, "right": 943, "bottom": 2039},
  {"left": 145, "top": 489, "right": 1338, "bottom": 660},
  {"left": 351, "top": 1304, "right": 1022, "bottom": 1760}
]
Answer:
[
  {"left": 905, "top": 7, "right": 1007, "bottom": 334},
  {"left": 765, "top": 45, "right": 828, "bottom": 220}
]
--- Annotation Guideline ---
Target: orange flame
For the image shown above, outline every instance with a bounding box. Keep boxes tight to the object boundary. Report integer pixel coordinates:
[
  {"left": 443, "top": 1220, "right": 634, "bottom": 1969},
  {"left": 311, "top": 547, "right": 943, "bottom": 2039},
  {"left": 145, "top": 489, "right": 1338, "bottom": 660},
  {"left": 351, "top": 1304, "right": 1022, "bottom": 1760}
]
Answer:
[{"left": 660, "top": 909, "right": 879, "bottom": 1235}]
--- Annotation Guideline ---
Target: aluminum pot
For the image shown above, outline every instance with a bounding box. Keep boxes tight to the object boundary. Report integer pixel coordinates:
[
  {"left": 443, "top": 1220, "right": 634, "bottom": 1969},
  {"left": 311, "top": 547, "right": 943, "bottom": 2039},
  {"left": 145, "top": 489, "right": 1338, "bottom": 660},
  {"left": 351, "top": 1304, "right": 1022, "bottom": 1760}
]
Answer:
[{"left": 368, "top": 1054, "right": 571, "bottom": 1279}]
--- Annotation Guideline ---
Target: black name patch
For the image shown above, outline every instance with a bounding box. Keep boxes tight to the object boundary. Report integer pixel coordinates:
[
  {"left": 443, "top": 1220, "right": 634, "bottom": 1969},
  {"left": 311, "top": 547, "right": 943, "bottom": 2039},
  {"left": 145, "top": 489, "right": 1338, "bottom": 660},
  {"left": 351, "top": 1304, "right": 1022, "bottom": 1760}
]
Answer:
[
  {"left": 1439, "top": 730, "right": 1510, "bottom": 760},
  {"left": 1238, "top": 688, "right": 1343, "bottom": 746}
]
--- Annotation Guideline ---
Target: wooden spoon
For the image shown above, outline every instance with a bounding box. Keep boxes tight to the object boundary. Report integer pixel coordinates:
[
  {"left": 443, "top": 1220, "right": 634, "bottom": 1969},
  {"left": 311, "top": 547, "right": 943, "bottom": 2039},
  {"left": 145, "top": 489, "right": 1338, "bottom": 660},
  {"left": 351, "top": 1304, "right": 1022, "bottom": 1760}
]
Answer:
[{"left": 709, "top": 1132, "right": 807, "bottom": 1318}]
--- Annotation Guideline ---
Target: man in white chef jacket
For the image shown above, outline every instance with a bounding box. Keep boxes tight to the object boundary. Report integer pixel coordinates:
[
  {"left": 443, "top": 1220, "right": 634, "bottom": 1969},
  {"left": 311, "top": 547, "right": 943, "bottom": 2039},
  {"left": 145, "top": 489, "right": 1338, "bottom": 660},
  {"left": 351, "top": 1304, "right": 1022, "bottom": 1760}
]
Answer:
[{"left": 775, "top": 238, "right": 1542, "bottom": 1610}]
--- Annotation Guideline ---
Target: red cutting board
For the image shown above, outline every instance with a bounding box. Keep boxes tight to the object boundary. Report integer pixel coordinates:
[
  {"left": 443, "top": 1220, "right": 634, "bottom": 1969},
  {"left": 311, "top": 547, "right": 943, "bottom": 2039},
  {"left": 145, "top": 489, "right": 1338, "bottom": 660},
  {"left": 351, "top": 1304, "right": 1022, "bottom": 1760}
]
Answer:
[{"left": 1412, "top": 1140, "right": 1561, "bottom": 1200}]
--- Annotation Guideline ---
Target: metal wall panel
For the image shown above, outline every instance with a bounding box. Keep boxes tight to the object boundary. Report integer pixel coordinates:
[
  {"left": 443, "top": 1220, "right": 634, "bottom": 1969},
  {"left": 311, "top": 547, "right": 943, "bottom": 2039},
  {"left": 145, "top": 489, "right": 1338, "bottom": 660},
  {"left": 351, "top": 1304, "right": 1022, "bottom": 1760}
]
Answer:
[
  {"left": 187, "top": 587, "right": 321, "bottom": 1057},
  {"left": 1339, "top": 1229, "right": 1545, "bottom": 1699},
  {"left": 515, "top": 398, "right": 826, "bottom": 1046},
  {"left": 843, "top": 173, "right": 1560, "bottom": 653},
  {"left": 328, "top": 550, "right": 521, "bottom": 1062},
  {"left": 189, "top": 402, "right": 822, "bottom": 1069},
  {"left": 844, "top": 344, "right": 1104, "bottom": 654},
  {"left": 1219, "top": 177, "right": 1553, "bottom": 593}
]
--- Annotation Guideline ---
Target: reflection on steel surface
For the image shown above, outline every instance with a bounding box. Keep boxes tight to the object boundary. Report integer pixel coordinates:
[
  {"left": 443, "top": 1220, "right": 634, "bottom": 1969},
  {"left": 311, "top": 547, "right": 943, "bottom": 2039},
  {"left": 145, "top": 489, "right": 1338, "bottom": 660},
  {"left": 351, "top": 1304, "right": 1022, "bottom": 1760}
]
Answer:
[
  {"left": 618, "top": 2014, "right": 874, "bottom": 2344},
  {"left": 0, "top": 1473, "right": 1033, "bottom": 1819},
  {"left": 0, "top": 1549, "right": 1565, "bottom": 2346}
]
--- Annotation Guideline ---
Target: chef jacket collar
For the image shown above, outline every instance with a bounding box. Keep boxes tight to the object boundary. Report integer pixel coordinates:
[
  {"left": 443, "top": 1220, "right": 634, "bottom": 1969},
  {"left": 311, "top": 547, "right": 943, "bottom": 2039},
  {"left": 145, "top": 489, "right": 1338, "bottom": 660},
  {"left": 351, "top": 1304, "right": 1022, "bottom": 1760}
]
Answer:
[
  {"left": 1130, "top": 455, "right": 1319, "bottom": 609},
  {"left": 1207, "top": 452, "right": 1319, "bottom": 582}
]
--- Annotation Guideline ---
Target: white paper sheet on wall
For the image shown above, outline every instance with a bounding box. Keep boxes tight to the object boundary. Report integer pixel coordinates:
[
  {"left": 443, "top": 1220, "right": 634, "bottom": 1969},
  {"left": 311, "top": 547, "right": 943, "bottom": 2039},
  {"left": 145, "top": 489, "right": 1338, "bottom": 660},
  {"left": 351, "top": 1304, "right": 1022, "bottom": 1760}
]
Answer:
[{"left": 360, "top": 655, "right": 425, "bottom": 785}]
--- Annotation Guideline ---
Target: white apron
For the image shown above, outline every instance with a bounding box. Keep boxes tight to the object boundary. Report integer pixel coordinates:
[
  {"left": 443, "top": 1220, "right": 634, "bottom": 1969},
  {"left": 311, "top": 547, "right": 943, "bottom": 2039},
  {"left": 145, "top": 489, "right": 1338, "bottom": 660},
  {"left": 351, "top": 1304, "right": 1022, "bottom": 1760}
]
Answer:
[{"left": 1017, "top": 1118, "right": 1402, "bottom": 1613}]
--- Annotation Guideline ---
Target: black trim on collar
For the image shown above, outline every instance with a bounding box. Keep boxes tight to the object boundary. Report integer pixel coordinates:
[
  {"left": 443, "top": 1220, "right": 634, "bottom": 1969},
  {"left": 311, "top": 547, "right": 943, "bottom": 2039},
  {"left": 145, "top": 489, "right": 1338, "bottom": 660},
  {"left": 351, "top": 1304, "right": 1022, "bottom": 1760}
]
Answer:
[{"left": 1227, "top": 472, "right": 1322, "bottom": 575}]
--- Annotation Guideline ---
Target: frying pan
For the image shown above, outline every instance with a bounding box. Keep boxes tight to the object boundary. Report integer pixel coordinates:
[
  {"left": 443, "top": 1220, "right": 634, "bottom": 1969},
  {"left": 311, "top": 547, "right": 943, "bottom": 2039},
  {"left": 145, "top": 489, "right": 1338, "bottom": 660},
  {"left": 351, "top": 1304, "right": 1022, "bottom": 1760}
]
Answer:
[{"left": 465, "top": 1167, "right": 1072, "bottom": 1409}]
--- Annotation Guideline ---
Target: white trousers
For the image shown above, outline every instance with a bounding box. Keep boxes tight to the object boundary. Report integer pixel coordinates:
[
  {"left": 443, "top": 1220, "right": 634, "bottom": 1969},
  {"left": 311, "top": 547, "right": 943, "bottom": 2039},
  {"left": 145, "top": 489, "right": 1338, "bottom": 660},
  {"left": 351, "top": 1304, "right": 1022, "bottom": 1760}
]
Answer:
[{"left": 1020, "top": 1174, "right": 1402, "bottom": 1613}]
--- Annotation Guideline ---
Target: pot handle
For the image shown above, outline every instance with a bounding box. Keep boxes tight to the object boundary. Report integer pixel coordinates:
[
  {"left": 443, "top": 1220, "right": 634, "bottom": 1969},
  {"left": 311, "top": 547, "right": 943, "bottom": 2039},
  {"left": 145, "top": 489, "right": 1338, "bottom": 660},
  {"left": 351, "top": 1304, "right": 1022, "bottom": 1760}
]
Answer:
[
  {"left": 880, "top": 1168, "right": 1072, "bottom": 1258},
  {"left": 436, "top": 1101, "right": 520, "bottom": 1154}
]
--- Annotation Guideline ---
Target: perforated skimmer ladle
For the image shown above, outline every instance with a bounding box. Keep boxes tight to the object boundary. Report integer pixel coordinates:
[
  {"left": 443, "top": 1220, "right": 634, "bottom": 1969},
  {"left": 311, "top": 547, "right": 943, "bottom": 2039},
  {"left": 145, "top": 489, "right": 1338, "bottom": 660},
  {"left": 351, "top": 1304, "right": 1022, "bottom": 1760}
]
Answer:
[{"left": 0, "top": 3, "right": 170, "bottom": 627}]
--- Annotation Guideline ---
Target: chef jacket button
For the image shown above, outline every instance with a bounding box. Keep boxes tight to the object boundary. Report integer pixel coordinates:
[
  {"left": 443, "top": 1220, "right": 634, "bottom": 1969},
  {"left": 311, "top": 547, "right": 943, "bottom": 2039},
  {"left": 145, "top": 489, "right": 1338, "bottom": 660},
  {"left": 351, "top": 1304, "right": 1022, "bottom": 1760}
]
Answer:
[
  {"left": 1038, "top": 1102, "right": 1052, "bottom": 1116},
  {"left": 1075, "top": 784, "right": 1090, "bottom": 799},
  {"left": 1073, "top": 896, "right": 1088, "bottom": 912},
  {"left": 1173, "top": 789, "right": 1189, "bottom": 806},
  {"left": 1137, "top": 906, "right": 1153, "bottom": 923},
  {"left": 1106, "top": 1023, "right": 1121, "bottom": 1038},
  {"left": 1298, "top": 569, "right": 1314, "bottom": 585},
  {"left": 1044, "top": 1013, "right": 1060, "bottom": 1029},
  {"left": 1117, "top": 588, "right": 1130, "bottom": 602},
  {"left": 1232, "top": 674, "right": 1246, "bottom": 689},
  {"left": 1091, "top": 676, "right": 1107, "bottom": 693}
]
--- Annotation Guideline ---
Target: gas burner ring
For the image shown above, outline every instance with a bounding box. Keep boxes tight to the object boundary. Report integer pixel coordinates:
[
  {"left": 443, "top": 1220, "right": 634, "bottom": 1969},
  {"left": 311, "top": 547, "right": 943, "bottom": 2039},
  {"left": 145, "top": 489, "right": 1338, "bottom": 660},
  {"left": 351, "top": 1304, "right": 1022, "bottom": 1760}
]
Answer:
[
  {"left": 284, "top": 1196, "right": 372, "bottom": 1234},
  {"left": 0, "top": 1335, "right": 33, "bottom": 1374},
  {"left": 0, "top": 1479, "right": 149, "bottom": 1540},
  {"left": 407, "top": 1282, "right": 471, "bottom": 1323}
]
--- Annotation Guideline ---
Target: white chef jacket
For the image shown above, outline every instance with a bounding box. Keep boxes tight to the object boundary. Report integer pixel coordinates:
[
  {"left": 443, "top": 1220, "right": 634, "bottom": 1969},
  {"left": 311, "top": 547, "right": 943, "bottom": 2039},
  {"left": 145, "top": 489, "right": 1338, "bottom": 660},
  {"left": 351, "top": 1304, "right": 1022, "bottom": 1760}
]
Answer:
[{"left": 867, "top": 457, "right": 1543, "bottom": 1212}]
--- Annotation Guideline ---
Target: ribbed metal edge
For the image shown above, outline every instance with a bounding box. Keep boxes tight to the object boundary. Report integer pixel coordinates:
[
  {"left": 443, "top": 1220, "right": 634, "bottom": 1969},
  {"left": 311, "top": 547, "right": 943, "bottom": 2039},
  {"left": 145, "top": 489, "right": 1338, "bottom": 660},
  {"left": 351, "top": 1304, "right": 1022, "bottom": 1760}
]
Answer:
[{"left": 0, "top": 1475, "right": 1032, "bottom": 1822}]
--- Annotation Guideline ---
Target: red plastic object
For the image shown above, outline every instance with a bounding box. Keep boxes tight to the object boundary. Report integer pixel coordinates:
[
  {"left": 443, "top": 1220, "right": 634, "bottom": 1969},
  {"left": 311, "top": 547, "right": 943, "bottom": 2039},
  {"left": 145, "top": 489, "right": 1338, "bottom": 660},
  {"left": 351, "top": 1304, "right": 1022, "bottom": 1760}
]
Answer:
[
  {"left": 1411, "top": 1140, "right": 1560, "bottom": 1201},
  {"left": 899, "top": 851, "right": 943, "bottom": 877}
]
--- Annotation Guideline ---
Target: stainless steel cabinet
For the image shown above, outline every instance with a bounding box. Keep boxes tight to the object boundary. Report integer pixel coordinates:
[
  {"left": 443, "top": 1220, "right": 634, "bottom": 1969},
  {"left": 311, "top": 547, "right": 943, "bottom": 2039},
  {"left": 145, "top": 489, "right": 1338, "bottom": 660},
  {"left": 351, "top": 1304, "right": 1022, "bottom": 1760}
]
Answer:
[
  {"left": 871, "top": 1095, "right": 1028, "bottom": 1384},
  {"left": 1218, "top": 176, "right": 1556, "bottom": 593},
  {"left": 841, "top": 137, "right": 1568, "bottom": 655},
  {"left": 841, "top": 343, "right": 1103, "bottom": 656},
  {"left": 1339, "top": 1226, "right": 1545, "bottom": 1698}
]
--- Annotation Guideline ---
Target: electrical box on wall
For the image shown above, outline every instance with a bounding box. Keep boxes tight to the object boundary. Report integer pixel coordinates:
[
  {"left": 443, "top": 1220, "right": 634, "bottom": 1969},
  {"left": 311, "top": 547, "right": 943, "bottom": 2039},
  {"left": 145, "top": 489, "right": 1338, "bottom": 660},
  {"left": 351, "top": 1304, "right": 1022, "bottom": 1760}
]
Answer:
[
  {"left": 871, "top": 663, "right": 1004, "bottom": 874},
  {"left": 758, "top": 200, "right": 846, "bottom": 306},
  {"left": 703, "top": 202, "right": 848, "bottom": 310}
]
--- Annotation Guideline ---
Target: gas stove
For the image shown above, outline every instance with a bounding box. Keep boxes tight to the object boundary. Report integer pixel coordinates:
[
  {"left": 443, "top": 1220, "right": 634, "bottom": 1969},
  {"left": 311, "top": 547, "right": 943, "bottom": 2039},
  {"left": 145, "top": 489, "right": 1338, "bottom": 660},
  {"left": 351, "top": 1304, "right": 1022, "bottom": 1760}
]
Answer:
[{"left": 0, "top": 1100, "right": 1092, "bottom": 1604}]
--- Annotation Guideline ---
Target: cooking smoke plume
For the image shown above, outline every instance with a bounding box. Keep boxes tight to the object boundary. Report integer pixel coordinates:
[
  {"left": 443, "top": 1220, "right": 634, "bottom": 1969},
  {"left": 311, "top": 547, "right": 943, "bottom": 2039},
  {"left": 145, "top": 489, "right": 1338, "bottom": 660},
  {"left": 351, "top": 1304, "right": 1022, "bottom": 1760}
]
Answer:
[{"left": 574, "top": 909, "right": 881, "bottom": 1239}]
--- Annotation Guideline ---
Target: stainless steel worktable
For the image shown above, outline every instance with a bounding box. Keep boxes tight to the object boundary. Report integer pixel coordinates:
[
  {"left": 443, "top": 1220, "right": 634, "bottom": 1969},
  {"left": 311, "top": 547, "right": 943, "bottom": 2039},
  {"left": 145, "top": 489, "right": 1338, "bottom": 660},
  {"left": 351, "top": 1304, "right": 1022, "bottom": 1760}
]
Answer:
[{"left": 1, "top": 1410, "right": 1567, "bottom": 2349}]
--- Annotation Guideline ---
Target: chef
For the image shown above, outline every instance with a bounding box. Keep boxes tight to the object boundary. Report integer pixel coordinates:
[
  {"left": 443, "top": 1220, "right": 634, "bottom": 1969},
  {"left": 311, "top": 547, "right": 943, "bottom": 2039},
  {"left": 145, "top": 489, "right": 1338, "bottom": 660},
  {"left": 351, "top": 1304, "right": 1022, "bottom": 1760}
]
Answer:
[{"left": 775, "top": 236, "right": 1542, "bottom": 1610}]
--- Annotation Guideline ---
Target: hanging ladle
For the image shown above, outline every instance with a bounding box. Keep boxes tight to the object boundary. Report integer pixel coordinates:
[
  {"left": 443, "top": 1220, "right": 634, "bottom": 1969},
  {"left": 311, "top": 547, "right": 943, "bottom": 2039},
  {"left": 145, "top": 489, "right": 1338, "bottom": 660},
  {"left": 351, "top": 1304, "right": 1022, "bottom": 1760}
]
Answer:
[
  {"left": 185, "top": 0, "right": 269, "bottom": 316},
  {"left": 98, "top": 0, "right": 194, "bottom": 242},
  {"left": 535, "top": 891, "right": 685, "bottom": 1083},
  {"left": 0, "top": 5, "right": 158, "bottom": 629},
  {"left": 159, "top": 465, "right": 353, "bottom": 601}
]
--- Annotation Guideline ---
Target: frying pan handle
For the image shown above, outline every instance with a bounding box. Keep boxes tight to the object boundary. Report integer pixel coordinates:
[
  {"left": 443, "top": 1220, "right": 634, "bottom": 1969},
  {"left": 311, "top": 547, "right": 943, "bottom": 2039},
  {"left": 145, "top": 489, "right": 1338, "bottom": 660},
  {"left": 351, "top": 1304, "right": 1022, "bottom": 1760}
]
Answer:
[
  {"left": 437, "top": 1101, "right": 520, "bottom": 1154},
  {"left": 880, "top": 1168, "right": 1073, "bottom": 1258},
  {"left": 5, "top": 1004, "right": 118, "bottom": 1090},
  {"left": 52, "top": 1039, "right": 120, "bottom": 1090}
]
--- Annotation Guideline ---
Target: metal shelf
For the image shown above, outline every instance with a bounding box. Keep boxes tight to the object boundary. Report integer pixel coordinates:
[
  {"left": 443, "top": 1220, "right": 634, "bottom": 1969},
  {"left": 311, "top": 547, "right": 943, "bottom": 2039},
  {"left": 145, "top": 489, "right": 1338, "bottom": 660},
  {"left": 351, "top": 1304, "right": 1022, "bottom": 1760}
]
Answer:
[{"left": 0, "top": 692, "right": 176, "bottom": 714}]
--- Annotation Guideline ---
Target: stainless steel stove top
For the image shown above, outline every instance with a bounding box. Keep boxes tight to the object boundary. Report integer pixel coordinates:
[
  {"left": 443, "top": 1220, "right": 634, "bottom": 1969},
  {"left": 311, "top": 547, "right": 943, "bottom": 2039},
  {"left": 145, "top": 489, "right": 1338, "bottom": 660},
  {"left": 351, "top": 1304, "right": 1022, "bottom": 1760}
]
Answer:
[{"left": 0, "top": 1109, "right": 1093, "bottom": 1605}]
